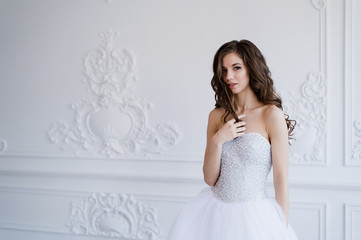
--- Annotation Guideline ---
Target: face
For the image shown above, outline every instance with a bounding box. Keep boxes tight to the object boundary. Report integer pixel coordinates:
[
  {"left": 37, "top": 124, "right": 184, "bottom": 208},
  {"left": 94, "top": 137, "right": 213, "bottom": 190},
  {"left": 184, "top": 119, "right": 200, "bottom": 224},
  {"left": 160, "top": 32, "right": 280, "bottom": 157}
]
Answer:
[{"left": 221, "top": 52, "right": 250, "bottom": 94}]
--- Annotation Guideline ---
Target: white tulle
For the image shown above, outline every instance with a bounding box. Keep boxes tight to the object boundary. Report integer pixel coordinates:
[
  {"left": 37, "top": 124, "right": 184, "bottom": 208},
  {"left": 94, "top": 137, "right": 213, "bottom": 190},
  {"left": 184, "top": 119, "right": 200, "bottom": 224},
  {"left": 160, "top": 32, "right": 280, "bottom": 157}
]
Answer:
[{"left": 168, "top": 186, "right": 299, "bottom": 240}]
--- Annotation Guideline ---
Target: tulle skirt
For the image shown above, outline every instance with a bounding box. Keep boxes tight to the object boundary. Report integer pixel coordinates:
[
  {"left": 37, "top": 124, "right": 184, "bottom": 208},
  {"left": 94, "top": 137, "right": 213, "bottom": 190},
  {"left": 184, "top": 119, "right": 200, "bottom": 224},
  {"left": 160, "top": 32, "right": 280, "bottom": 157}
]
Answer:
[{"left": 168, "top": 186, "right": 299, "bottom": 240}]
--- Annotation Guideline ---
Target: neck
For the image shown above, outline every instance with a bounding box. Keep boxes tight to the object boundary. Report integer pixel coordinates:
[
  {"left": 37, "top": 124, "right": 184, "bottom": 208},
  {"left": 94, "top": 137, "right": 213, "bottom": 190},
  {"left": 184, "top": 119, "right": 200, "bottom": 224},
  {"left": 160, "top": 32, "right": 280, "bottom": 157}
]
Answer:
[{"left": 233, "top": 88, "right": 262, "bottom": 113}]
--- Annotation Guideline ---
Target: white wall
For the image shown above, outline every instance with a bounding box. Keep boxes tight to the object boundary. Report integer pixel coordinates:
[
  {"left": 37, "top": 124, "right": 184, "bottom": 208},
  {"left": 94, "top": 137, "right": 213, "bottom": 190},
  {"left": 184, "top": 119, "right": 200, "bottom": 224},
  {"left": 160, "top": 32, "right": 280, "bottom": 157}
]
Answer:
[{"left": 0, "top": 0, "right": 360, "bottom": 239}]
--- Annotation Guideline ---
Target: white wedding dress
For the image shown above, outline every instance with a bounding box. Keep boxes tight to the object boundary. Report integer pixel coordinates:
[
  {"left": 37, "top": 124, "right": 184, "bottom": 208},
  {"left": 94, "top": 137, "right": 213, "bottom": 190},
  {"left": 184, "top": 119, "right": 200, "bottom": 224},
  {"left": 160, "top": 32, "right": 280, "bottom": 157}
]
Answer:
[{"left": 168, "top": 133, "right": 299, "bottom": 240}]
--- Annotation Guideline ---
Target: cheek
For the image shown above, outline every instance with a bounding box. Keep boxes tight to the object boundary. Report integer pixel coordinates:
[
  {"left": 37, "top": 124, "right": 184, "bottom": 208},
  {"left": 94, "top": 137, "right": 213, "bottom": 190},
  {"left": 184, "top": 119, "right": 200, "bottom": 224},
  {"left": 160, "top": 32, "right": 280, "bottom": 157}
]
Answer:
[{"left": 237, "top": 71, "right": 248, "bottom": 81}]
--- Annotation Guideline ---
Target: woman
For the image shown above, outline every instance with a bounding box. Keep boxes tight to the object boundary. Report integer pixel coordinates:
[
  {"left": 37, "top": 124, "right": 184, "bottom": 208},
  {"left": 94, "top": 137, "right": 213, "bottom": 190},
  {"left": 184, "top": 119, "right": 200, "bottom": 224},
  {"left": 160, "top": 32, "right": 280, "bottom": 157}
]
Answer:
[{"left": 167, "top": 40, "right": 299, "bottom": 239}]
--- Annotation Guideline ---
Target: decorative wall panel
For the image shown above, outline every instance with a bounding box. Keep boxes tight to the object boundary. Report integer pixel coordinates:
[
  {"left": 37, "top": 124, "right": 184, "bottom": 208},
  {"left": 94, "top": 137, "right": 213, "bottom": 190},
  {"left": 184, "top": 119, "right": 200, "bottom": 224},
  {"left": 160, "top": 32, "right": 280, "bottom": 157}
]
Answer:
[
  {"left": 291, "top": 201, "right": 326, "bottom": 240},
  {"left": 47, "top": 30, "right": 181, "bottom": 158},
  {"left": 283, "top": 1, "right": 327, "bottom": 165},
  {"left": 283, "top": 72, "right": 326, "bottom": 165},
  {"left": 67, "top": 192, "right": 160, "bottom": 239},
  {"left": 345, "top": 204, "right": 361, "bottom": 240},
  {"left": 345, "top": 0, "right": 361, "bottom": 166}
]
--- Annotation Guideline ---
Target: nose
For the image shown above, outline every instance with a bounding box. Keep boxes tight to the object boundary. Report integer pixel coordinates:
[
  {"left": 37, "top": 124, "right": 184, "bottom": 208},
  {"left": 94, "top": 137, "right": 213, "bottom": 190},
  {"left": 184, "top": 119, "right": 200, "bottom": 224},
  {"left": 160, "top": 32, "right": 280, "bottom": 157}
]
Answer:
[{"left": 225, "top": 72, "right": 233, "bottom": 82}]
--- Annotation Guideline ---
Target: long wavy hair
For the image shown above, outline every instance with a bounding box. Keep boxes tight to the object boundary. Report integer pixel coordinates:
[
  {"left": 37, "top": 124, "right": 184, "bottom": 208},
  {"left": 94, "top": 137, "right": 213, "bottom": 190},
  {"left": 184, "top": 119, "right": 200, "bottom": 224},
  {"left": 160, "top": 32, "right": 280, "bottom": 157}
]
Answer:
[{"left": 211, "top": 40, "right": 296, "bottom": 141}]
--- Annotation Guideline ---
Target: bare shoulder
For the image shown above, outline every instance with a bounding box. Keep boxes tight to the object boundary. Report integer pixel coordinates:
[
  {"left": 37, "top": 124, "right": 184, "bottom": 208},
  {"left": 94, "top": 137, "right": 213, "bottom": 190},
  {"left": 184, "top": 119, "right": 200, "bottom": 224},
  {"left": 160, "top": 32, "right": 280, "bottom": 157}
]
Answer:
[
  {"left": 209, "top": 107, "right": 224, "bottom": 117},
  {"left": 263, "top": 105, "right": 285, "bottom": 123},
  {"left": 209, "top": 107, "right": 225, "bottom": 122},
  {"left": 263, "top": 105, "right": 287, "bottom": 136},
  {"left": 208, "top": 107, "right": 225, "bottom": 131}
]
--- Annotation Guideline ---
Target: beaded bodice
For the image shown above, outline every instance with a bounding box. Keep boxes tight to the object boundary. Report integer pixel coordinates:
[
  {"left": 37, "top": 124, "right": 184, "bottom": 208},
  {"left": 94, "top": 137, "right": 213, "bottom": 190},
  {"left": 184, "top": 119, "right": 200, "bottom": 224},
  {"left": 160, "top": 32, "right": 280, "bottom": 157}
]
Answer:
[{"left": 211, "top": 133, "right": 272, "bottom": 202}]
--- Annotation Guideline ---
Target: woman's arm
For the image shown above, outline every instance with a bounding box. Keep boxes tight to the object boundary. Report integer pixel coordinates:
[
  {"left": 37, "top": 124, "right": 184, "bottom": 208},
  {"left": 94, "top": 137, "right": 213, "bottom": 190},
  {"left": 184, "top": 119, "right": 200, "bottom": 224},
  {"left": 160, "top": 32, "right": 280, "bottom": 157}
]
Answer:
[
  {"left": 266, "top": 105, "right": 290, "bottom": 227},
  {"left": 203, "top": 109, "right": 245, "bottom": 186},
  {"left": 203, "top": 109, "right": 223, "bottom": 186}
]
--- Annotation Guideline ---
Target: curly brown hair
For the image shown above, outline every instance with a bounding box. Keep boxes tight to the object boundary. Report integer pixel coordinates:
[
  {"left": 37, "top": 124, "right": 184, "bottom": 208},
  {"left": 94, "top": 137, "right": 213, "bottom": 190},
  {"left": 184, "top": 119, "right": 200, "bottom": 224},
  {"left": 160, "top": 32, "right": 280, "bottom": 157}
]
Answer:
[{"left": 211, "top": 40, "right": 296, "bottom": 140}]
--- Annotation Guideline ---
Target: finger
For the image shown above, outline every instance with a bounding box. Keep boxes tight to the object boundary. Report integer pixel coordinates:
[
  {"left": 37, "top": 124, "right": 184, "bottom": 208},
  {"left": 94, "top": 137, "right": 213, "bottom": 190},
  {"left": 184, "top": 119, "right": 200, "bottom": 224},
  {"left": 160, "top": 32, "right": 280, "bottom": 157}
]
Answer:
[
  {"left": 228, "top": 114, "right": 246, "bottom": 124},
  {"left": 238, "top": 114, "right": 246, "bottom": 120},
  {"left": 236, "top": 127, "right": 246, "bottom": 133},
  {"left": 235, "top": 121, "right": 246, "bottom": 127},
  {"left": 227, "top": 117, "right": 237, "bottom": 124},
  {"left": 235, "top": 131, "right": 246, "bottom": 138}
]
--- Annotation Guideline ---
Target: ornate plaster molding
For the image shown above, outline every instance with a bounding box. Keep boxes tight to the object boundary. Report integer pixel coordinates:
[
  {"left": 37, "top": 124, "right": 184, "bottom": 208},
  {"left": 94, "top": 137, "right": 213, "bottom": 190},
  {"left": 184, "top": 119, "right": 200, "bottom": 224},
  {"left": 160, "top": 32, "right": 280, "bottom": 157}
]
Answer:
[
  {"left": 67, "top": 192, "right": 160, "bottom": 239},
  {"left": 311, "top": 0, "right": 327, "bottom": 10},
  {"left": 344, "top": 0, "right": 361, "bottom": 166},
  {"left": 47, "top": 30, "right": 181, "bottom": 157},
  {"left": 283, "top": 72, "right": 326, "bottom": 165},
  {"left": 351, "top": 120, "right": 361, "bottom": 160},
  {"left": 309, "top": 0, "right": 327, "bottom": 76},
  {"left": 345, "top": 203, "right": 361, "bottom": 240},
  {"left": 0, "top": 138, "right": 7, "bottom": 153},
  {"left": 281, "top": 0, "right": 327, "bottom": 165}
]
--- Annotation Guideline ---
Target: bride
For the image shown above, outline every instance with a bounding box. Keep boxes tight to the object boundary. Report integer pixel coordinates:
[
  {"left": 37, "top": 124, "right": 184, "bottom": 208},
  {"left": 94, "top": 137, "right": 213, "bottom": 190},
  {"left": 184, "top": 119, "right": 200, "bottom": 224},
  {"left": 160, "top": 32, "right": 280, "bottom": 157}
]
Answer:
[{"left": 168, "top": 39, "right": 299, "bottom": 240}]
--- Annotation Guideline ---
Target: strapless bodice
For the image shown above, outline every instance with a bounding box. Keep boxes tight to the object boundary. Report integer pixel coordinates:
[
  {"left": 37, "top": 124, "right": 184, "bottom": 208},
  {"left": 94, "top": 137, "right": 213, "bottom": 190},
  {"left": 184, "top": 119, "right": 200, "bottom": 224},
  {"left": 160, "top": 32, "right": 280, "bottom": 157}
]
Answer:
[{"left": 211, "top": 133, "right": 272, "bottom": 202}]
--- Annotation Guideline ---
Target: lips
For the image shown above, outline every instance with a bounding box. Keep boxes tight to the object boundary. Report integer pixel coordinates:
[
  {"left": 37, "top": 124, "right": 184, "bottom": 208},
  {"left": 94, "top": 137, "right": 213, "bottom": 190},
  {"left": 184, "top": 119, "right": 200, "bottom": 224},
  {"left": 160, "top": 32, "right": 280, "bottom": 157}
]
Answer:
[{"left": 228, "top": 83, "right": 237, "bottom": 88}]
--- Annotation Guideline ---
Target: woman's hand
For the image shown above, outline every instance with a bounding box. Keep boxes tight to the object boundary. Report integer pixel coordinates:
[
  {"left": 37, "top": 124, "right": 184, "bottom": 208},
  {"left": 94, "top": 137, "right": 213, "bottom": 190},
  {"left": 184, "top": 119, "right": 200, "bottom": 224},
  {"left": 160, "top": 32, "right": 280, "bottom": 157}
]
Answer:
[
  {"left": 203, "top": 111, "right": 246, "bottom": 186},
  {"left": 214, "top": 114, "right": 246, "bottom": 144}
]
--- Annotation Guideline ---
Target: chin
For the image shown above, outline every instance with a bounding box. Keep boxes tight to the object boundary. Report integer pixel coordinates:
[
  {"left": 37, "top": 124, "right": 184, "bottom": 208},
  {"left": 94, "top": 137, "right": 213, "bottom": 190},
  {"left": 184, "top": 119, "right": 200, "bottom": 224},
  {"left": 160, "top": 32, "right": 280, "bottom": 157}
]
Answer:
[{"left": 230, "top": 88, "right": 242, "bottom": 94}]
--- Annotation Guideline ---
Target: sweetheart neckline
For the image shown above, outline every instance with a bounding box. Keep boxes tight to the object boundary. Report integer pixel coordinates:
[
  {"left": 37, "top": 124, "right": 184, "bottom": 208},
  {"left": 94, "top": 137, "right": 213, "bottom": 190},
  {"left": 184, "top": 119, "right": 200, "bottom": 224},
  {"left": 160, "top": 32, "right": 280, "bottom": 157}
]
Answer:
[{"left": 237, "top": 132, "right": 271, "bottom": 146}]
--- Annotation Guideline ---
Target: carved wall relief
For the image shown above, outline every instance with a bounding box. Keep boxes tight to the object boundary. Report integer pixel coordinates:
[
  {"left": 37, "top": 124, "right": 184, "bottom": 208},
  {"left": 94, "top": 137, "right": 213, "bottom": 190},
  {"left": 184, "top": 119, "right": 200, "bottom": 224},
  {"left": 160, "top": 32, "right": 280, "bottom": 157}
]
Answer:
[
  {"left": 0, "top": 138, "right": 7, "bottom": 153},
  {"left": 283, "top": 72, "right": 326, "bottom": 165},
  {"left": 67, "top": 192, "right": 160, "bottom": 239},
  {"left": 352, "top": 120, "right": 361, "bottom": 160},
  {"left": 47, "top": 30, "right": 181, "bottom": 158},
  {"left": 345, "top": 0, "right": 361, "bottom": 165},
  {"left": 283, "top": 0, "right": 327, "bottom": 165}
]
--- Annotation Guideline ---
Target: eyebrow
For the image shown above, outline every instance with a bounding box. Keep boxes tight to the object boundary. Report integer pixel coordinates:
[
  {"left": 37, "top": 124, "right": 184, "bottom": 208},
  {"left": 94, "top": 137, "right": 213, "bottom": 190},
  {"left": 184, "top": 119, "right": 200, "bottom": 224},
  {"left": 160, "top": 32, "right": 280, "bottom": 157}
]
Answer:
[{"left": 222, "top": 63, "right": 242, "bottom": 68}]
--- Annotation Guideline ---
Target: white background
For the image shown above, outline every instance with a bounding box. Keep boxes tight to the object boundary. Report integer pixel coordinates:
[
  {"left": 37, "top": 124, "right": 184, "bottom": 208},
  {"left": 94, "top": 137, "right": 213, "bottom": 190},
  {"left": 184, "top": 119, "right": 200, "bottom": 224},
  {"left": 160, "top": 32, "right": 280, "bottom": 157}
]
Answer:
[{"left": 0, "top": 0, "right": 360, "bottom": 239}]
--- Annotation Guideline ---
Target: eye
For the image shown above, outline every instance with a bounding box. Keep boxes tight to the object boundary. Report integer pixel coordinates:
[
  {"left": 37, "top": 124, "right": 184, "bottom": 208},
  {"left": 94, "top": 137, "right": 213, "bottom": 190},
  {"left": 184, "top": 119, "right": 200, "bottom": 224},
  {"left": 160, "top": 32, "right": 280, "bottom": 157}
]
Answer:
[
  {"left": 221, "top": 68, "right": 227, "bottom": 73},
  {"left": 234, "top": 66, "right": 241, "bottom": 70}
]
